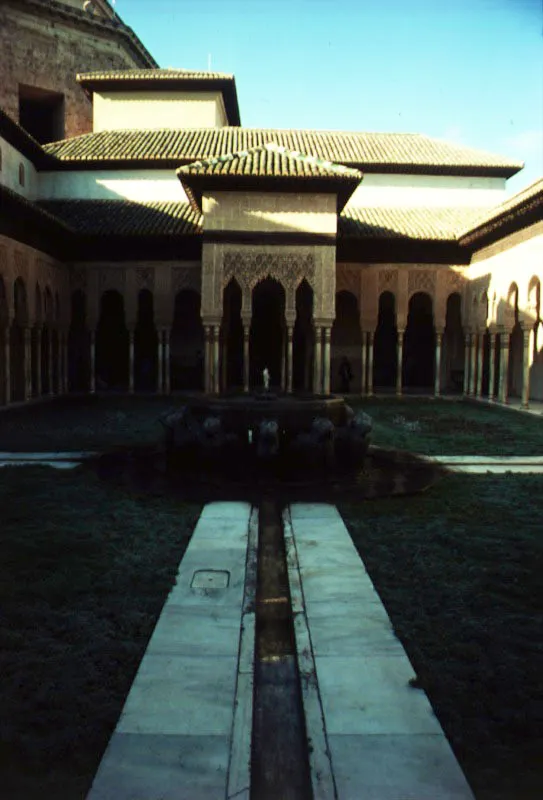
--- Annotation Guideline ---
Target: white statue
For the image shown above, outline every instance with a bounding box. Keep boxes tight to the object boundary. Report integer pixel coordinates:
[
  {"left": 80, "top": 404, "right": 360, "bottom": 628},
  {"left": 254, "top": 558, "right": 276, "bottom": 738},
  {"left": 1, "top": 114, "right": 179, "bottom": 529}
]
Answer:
[{"left": 263, "top": 366, "right": 270, "bottom": 391}]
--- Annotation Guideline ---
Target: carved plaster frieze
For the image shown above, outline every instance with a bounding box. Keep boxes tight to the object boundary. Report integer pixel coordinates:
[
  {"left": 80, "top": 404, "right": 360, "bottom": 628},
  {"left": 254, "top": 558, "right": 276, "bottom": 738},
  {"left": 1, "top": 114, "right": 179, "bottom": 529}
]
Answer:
[
  {"left": 337, "top": 266, "right": 360, "bottom": 298},
  {"left": 408, "top": 269, "right": 436, "bottom": 297},
  {"left": 135, "top": 267, "right": 155, "bottom": 291},
  {"left": 99, "top": 267, "right": 126, "bottom": 293},
  {"left": 378, "top": 269, "right": 398, "bottom": 294},
  {"left": 172, "top": 266, "right": 201, "bottom": 294},
  {"left": 223, "top": 251, "right": 315, "bottom": 292}
]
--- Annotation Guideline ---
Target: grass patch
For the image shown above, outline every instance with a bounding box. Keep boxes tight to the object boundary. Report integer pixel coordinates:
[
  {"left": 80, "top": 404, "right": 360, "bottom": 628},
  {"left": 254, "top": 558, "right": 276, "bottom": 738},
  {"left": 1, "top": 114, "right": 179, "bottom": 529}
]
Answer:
[
  {"left": 340, "top": 473, "right": 543, "bottom": 800},
  {"left": 350, "top": 396, "right": 543, "bottom": 455},
  {"left": 0, "top": 466, "right": 200, "bottom": 799}
]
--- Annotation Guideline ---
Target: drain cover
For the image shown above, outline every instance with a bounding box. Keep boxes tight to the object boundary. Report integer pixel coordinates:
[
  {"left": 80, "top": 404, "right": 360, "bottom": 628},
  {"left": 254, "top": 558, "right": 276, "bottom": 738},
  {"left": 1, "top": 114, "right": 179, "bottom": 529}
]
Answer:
[{"left": 191, "top": 570, "right": 230, "bottom": 589}]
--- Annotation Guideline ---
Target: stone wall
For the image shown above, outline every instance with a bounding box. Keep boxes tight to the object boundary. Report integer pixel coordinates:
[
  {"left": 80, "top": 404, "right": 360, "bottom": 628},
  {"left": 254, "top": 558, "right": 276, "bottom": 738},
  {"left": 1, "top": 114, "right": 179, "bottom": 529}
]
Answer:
[{"left": 0, "top": 1, "right": 150, "bottom": 140}]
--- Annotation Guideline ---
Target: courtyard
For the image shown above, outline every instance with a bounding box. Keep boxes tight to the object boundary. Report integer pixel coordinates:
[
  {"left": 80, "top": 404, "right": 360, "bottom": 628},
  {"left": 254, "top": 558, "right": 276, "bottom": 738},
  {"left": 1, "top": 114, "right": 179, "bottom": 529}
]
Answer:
[{"left": 0, "top": 395, "right": 541, "bottom": 798}]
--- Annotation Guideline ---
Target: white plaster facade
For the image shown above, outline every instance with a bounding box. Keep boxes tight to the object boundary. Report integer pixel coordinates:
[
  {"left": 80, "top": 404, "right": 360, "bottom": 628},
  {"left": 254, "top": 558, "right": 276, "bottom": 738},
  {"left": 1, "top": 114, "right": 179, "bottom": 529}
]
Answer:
[{"left": 93, "top": 90, "right": 229, "bottom": 132}]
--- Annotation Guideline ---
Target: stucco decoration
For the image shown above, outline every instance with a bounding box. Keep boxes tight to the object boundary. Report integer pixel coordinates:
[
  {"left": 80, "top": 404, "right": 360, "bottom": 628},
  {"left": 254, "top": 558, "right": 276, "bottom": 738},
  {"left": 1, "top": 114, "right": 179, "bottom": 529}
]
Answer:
[
  {"left": 71, "top": 268, "right": 88, "bottom": 291},
  {"left": 408, "top": 269, "right": 436, "bottom": 298},
  {"left": 378, "top": 269, "right": 398, "bottom": 294},
  {"left": 172, "top": 266, "right": 201, "bottom": 295},
  {"left": 445, "top": 270, "right": 465, "bottom": 292},
  {"left": 99, "top": 267, "right": 126, "bottom": 293},
  {"left": 223, "top": 251, "right": 316, "bottom": 293},
  {"left": 14, "top": 251, "right": 29, "bottom": 284},
  {"left": 135, "top": 267, "right": 155, "bottom": 291},
  {"left": 337, "top": 265, "right": 361, "bottom": 299}
]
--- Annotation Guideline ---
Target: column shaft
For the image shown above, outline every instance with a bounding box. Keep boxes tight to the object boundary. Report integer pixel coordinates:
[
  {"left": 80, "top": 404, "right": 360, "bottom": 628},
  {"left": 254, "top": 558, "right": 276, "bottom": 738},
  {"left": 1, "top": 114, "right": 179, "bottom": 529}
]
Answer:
[
  {"left": 313, "top": 326, "right": 322, "bottom": 393},
  {"left": 463, "top": 333, "right": 470, "bottom": 396},
  {"left": 24, "top": 328, "right": 32, "bottom": 401},
  {"left": 488, "top": 333, "right": 496, "bottom": 401},
  {"left": 499, "top": 333, "right": 510, "bottom": 404},
  {"left": 323, "top": 327, "right": 332, "bottom": 395},
  {"left": 469, "top": 333, "right": 477, "bottom": 396},
  {"left": 476, "top": 333, "right": 484, "bottom": 398},
  {"left": 280, "top": 328, "right": 286, "bottom": 391},
  {"left": 36, "top": 328, "right": 42, "bottom": 396},
  {"left": 129, "top": 330, "right": 135, "bottom": 394},
  {"left": 434, "top": 332, "right": 443, "bottom": 397},
  {"left": 396, "top": 330, "right": 404, "bottom": 396},
  {"left": 164, "top": 328, "right": 171, "bottom": 394},
  {"left": 243, "top": 327, "right": 250, "bottom": 392},
  {"left": 213, "top": 326, "right": 220, "bottom": 394},
  {"left": 521, "top": 328, "right": 531, "bottom": 408},
  {"left": 360, "top": 331, "right": 367, "bottom": 395},
  {"left": 90, "top": 330, "right": 96, "bottom": 394},
  {"left": 287, "top": 327, "right": 294, "bottom": 394},
  {"left": 367, "top": 332, "right": 374, "bottom": 396}
]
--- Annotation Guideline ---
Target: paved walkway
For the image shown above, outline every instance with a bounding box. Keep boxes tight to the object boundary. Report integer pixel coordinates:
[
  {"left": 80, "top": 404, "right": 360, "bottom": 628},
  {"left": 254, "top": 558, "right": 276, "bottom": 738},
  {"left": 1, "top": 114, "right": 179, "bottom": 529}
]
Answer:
[{"left": 86, "top": 501, "right": 475, "bottom": 799}]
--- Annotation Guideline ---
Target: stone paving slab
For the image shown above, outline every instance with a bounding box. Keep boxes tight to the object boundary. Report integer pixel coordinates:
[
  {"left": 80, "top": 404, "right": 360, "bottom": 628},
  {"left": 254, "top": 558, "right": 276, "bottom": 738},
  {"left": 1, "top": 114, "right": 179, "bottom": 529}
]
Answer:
[
  {"left": 87, "top": 501, "right": 253, "bottom": 800},
  {"left": 288, "top": 502, "right": 475, "bottom": 800}
]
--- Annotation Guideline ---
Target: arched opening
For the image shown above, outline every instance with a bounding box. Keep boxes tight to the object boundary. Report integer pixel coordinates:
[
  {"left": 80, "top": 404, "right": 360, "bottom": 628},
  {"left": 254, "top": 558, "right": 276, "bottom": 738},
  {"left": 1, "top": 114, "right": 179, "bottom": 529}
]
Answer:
[
  {"left": 68, "top": 290, "right": 88, "bottom": 392},
  {"left": 0, "top": 276, "right": 8, "bottom": 404},
  {"left": 507, "top": 284, "right": 522, "bottom": 397},
  {"left": 404, "top": 292, "right": 435, "bottom": 390},
  {"left": 222, "top": 279, "right": 243, "bottom": 391},
  {"left": 135, "top": 289, "right": 157, "bottom": 391},
  {"left": 96, "top": 290, "right": 128, "bottom": 390},
  {"left": 171, "top": 289, "right": 204, "bottom": 391},
  {"left": 11, "top": 277, "right": 28, "bottom": 401},
  {"left": 373, "top": 291, "right": 397, "bottom": 391},
  {"left": 294, "top": 280, "right": 314, "bottom": 392},
  {"left": 443, "top": 293, "right": 463, "bottom": 392},
  {"left": 331, "top": 290, "right": 360, "bottom": 393},
  {"left": 41, "top": 287, "right": 54, "bottom": 394},
  {"left": 250, "top": 278, "right": 285, "bottom": 389}
]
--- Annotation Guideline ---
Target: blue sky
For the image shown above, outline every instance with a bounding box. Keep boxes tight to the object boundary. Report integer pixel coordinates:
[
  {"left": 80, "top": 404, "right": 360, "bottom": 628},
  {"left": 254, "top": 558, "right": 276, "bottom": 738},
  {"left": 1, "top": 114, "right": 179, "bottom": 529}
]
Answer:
[{"left": 115, "top": 0, "right": 542, "bottom": 193}]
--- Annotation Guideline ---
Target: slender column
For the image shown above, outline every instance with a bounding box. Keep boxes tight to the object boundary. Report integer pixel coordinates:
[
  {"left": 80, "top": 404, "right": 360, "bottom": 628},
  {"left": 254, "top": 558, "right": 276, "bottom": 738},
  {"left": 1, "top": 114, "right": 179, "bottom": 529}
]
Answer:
[
  {"left": 47, "top": 329, "right": 54, "bottom": 395},
  {"left": 157, "top": 330, "right": 163, "bottom": 394},
  {"left": 323, "top": 327, "right": 332, "bottom": 395},
  {"left": 476, "top": 332, "right": 484, "bottom": 398},
  {"left": 243, "top": 326, "right": 250, "bottom": 393},
  {"left": 90, "top": 330, "right": 96, "bottom": 394},
  {"left": 396, "top": 329, "right": 404, "bottom": 396},
  {"left": 521, "top": 327, "right": 531, "bottom": 408},
  {"left": 280, "top": 328, "right": 286, "bottom": 391},
  {"left": 367, "top": 332, "right": 374, "bottom": 396},
  {"left": 469, "top": 332, "right": 477, "bottom": 396},
  {"left": 286, "top": 326, "right": 294, "bottom": 394},
  {"left": 204, "top": 326, "right": 212, "bottom": 394},
  {"left": 434, "top": 330, "right": 443, "bottom": 397},
  {"left": 128, "top": 330, "right": 135, "bottom": 394},
  {"left": 313, "top": 326, "right": 322, "bottom": 393},
  {"left": 24, "top": 327, "right": 32, "bottom": 401},
  {"left": 499, "top": 331, "right": 510, "bottom": 404},
  {"left": 62, "top": 332, "right": 68, "bottom": 394},
  {"left": 488, "top": 332, "right": 496, "bottom": 401},
  {"left": 4, "top": 327, "right": 11, "bottom": 405},
  {"left": 463, "top": 333, "right": 470, "bottom": 396},
  {"left": 360, "top": 331, "right": 367, "bottom": 395},
  {"left": 35, "top": 327, "right": 42, "bottom": 397},
  {"left": 164, "top": 327, "right": 171, "bottom": 394},
  {"left": 213, "top": 326, "right": 220, "bottom": 394}
]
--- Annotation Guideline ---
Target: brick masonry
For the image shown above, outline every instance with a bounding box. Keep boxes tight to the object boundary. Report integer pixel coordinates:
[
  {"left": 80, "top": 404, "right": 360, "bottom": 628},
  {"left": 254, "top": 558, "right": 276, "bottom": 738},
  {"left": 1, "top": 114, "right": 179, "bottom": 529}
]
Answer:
[{"left": 0, "top": 1, "right": 150, "bottom": 140}]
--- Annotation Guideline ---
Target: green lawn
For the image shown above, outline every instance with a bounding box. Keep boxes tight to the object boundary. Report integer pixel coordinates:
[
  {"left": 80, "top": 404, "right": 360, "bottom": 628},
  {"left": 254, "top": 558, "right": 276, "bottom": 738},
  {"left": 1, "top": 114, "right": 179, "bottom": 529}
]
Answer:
[
  {"left": 0, "top": 466, "right": 200, "bottom": 800},
  {"left": 340, "top": 474, "right": 543, "bottom": 800}
]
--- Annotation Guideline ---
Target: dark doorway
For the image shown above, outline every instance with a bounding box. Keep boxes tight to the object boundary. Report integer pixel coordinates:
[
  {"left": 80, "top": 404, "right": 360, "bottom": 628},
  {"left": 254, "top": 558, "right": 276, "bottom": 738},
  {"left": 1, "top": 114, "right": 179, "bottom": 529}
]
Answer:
[
  {"left": 293, "top": 280, "right": 313, "bottom": 392},
  {"left": 404, "top": 292, "right": 435, "bottom": 390},
  {"left": 250, "top": 278, "right": 285, "bottom": 389},
  {"left": 96, "top": 291, "right": 128, "bottom": 390},
  {"left": 223, "top": 279, "right": 243, "bottom": 390},
  {"left": 19, "top": 84, "right": 64, "bottom": 144},
  {"left": 373, "top": 291, "right": 397, "bottom": 389}
]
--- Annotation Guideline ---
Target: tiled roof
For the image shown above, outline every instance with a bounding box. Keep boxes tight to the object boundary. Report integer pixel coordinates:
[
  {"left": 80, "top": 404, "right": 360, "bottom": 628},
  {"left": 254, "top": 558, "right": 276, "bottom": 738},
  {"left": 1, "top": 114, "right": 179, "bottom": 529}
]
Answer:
[
  {"left": 340, "top": 206, "right": 486, "bottom": 241},
  {"left": 458, "top": 177, "right": 543, "bottom": 244},
  {"left": 76, "top": 70, "right": 241, "bottom": 125},
  {"left": 37, "top": 200, "right": 202, "bottom": 236},
  {"left": 177, "top": 144, "right": 362, "bottom": 180},
  {"left": 77, "top": 68, "right": 235, "bottom": 82},
  {"left": 43, "top": 128, "right": 523, "bottom": 177},
  {"left": 35, "top": 199, "right": 484, "bottom": 241}
]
